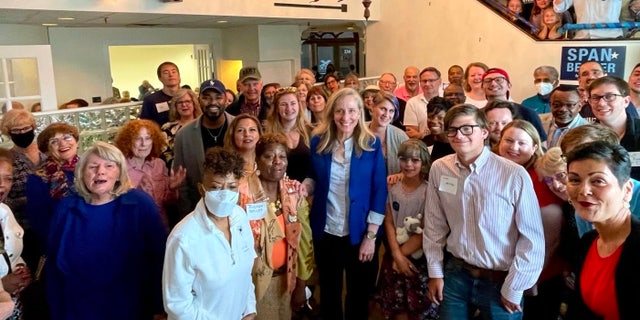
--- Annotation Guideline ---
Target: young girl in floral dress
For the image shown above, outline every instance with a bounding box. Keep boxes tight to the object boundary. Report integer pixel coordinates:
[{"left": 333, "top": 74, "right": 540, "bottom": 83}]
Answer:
[{"left": 375, "top": 139, "right": 439, "bottom": 320}]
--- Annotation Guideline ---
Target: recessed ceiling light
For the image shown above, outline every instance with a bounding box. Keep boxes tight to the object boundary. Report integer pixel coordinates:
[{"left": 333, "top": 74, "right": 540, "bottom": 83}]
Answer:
[
  {"left": 42, "top": 23, "right": 58, "bottom": 26},
  {"left": 58, "top": 17, "right": 75, "bottom": 21},
  {"left": 346, "top": 26, "right": 354, "bottom": 30},
  {"left": 217, "top": 20, "right": 227, "bottom": 23}
]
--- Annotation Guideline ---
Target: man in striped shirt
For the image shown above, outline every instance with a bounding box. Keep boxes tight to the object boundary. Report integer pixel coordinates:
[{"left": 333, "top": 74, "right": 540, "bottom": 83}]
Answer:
[{"left": 424, "top": 104, "right": 545, "bottom": 319}]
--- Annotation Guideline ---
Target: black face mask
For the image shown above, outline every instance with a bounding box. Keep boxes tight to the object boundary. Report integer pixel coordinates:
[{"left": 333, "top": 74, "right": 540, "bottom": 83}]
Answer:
[{"left": 10, "top": 130, "right": 35, "bottom": 148}]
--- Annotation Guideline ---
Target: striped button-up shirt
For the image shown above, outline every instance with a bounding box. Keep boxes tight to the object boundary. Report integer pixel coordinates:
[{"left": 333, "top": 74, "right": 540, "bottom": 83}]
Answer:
[{"left": 423, "top": 147, "right": 545, "bottom": 304}]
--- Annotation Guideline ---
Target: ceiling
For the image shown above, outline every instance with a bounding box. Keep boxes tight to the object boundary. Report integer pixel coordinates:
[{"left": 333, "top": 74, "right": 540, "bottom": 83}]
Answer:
[{"left": 0, "top": 8, "right": 362, "bottom": 30}]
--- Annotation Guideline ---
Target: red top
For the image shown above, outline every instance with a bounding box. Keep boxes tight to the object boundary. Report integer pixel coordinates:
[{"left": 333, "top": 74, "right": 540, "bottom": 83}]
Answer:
[
  {"left": 528, "top": 168, "right": 563, "bottom": 207},
  {"left": 580, "top": 237, "right": 622, "bottom": 320}
]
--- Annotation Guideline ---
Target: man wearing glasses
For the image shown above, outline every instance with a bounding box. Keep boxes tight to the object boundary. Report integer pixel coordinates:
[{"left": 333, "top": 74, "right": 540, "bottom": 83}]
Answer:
[
  {"left": 404, "top": 67, "right": 442, "bottom": 139},
  {"left": 577, "top": 60, "right": 638, "bottom": 122},
  {"left": 424, "top": 104, "right": 544, "bottom": 319},
  {"left": 482, "top": 68, "right": 548, "bottom": 142},
  {"left": 546, "top": 85, "right": 588, "bottom": 148},
  {"left": 589, "top": 76, "right": 640, "bottom": 180}
]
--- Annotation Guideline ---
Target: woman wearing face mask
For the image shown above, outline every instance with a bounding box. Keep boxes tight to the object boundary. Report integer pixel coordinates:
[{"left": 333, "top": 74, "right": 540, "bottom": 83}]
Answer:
[
  {"left": 47, "top": 142, "right": 167, "bottom": 320},
  {"left": 115, "top": 119, "right": 186, "bottom": 229},
  {"left": 163, "top": 147, "right": 256, "bottom": 320},
  {"left": 0, "top": 109, "right": 44, "bottom": 229}
]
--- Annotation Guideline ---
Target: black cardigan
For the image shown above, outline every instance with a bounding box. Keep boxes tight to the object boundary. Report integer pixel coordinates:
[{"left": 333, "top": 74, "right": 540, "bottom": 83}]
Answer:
[{"left": 566, "top": 217, "right": 640, "bottom": 320}]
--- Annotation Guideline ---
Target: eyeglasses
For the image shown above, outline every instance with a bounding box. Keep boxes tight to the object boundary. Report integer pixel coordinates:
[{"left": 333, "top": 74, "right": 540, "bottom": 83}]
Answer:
[
  {"left": 482, "top": 77, "right": 507, "bottom": 85},
  {"left": 48, "top": 134, "right": 75, "bottom": 147},
  {"left": 588, "top": 93, "right": 624, "bottom": 104},
  {"left": 9, "top": 126, "right": 33, "bottom": 135},
  {"left": 176, "top": 100, "right": 193, "bottom": 106},
  {"left": 550, "top": 101, "right": 580, "bottom": 109},
  {"left": 379, "top": 80, "right": 396, "bottom": 86},
  {"left": 542, "top": 172, "right": 568, "bottom": 185},
  {"left": 446, "top": 125, "right": 481, "bottom": 137}
]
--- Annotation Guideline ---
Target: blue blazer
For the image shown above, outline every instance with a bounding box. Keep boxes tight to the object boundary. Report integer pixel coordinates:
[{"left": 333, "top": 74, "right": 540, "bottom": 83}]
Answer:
[{"left": 308, "top": 135, "right": 388, "bottom": 245}]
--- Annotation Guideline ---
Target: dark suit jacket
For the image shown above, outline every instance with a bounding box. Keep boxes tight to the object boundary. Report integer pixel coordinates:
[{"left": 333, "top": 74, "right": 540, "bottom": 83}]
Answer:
[{"left": 308, "top": 135, "right": 388, "bottom": 245}]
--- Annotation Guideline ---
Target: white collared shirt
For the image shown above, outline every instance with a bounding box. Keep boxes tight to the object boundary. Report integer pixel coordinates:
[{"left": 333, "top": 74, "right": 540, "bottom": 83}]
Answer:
[{"left": 163, "top": 200, "right": 256, "bottom": 320}]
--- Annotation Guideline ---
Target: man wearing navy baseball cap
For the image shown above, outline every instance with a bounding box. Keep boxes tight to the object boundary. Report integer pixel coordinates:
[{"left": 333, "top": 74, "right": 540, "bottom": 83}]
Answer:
[{"left": 173, "top": 79, "right": 235, "bottom": 216}]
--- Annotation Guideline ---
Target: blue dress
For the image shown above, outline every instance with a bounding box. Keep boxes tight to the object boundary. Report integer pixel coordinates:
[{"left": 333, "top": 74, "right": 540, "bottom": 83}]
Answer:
[{"left": 46, "top": 189, "right": 167, "bottom": 320}]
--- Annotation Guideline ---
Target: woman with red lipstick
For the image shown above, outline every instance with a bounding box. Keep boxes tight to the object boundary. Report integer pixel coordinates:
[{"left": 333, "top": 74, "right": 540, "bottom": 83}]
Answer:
[
  {"left": 249, "top": 133, "right": 313, "bottom": 319},
  {"left": 160, "top": 88, "right": 201, "bottom": 169},
  {"left": 115, "top": 119, "right": 186, "bottom": 230},
  {"left": 264, "top": 87, "right": 311, "bottom": 183},
  {"left": 565, "top": 141, "right": 640, "bottom": 320},
  {"left": 497, "top": 120, "right": 566, "bottom": 319}
]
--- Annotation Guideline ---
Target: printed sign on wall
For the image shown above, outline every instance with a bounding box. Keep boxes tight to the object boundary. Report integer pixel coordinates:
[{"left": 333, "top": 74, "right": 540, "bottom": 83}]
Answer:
[{"left": 560, "top": 46, "right": 626, "bottom": 81}]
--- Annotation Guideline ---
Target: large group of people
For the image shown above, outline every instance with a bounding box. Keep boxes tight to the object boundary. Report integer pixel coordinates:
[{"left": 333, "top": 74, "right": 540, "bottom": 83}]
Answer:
[{"left": 0, "top": 57, "right": 638, "bottom": 320}]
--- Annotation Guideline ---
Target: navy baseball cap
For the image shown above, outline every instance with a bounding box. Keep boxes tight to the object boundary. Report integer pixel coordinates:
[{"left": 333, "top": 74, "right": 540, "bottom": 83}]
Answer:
[{"left": 199, "top": 79, "right": 226, "bottom": 95}]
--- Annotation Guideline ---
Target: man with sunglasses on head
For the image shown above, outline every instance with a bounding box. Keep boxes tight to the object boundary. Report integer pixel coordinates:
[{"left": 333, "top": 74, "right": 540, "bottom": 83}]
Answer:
[
  {"left": 424, "top": 103, "right": 544, "bottom": 320},
  {"left": 589, "top": 76, "right": 640, "bottom": 180},
  {"left": 482, "top": 68, "right": 548, "bottom": 142}
]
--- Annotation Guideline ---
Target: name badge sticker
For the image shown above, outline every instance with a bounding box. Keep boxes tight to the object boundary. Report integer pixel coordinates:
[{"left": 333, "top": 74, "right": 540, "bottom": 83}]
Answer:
[
  {"left": 630, "top": 152, "right": 640, "bottom": 167},
  {"left": 155, "top": 102, "right": 170, "bottom": 113},
  {"left": 246, "top": 202, "right": 267, "bottom": 220},
  {"left": 438, "top": 175, "right": 458, "bottom": 195}
]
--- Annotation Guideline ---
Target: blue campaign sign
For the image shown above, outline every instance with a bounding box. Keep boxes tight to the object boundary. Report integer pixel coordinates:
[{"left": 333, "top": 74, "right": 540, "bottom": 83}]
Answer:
[{"left": 560, "top": 46, "right": 626, "bottom": 81}]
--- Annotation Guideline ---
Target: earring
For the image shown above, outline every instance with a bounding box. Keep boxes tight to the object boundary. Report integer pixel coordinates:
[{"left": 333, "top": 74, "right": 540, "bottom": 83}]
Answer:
[{"left": 567, "top": 199, "right": 573, "bottom": 205}]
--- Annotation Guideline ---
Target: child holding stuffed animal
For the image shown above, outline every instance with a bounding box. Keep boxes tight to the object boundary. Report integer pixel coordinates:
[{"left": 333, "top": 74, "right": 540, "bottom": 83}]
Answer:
[{"left": 375, "top": 139, "right": 439, "bottom": 320}]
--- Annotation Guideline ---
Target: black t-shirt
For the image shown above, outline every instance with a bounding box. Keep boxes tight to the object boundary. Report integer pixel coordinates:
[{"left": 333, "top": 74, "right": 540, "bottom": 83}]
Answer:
[{"left": 201, "top": 119, "right": 228, "bottom": 151}]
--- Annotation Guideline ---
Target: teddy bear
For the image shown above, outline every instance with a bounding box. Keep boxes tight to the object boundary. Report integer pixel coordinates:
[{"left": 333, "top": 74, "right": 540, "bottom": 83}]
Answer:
[{"left": 395, "top": 214, "right": 423, "bottom": 259}]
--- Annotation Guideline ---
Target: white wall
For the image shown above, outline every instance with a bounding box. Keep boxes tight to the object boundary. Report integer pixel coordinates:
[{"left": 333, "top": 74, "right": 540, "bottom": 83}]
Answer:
[
  {"left": 366, "top": 0, "right": 640, "bottom": 102},
  {"left": 48, "top": 27, "right": 222, "bottom": 104},
  {"left": 1, "top": 0, "right": 380, "bottom": 22}
]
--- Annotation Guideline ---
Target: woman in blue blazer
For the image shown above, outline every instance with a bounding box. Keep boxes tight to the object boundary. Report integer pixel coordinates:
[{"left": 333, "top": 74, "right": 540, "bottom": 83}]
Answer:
[{"left": 304, "top": 88, "right": 387, "bottom": 320}]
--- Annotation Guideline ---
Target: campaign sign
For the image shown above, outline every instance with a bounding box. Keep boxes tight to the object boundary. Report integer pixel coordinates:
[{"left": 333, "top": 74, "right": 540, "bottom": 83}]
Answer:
[{"left": 560, "top": 46, "right": 626, "bottom": 81}]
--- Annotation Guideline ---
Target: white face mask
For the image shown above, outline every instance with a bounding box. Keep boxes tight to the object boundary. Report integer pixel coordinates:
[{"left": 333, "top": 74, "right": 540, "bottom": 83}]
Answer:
[
  {"left": 535, "top": 82, "right": 554, "bottom": 96},
  {"left": 203, "top": 189, "right": 239, "bottom": 218}
]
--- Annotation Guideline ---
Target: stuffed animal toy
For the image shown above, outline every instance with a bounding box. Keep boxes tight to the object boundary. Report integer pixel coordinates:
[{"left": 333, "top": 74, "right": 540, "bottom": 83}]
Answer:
[{"left": 395, "top": 214, "right": 423, "bottom": 259}]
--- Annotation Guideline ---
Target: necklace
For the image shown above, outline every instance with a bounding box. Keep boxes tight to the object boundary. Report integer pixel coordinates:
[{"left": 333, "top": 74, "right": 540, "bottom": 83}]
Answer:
[{"left": 205, "top": 124, "right": 224, "bottom": 143}]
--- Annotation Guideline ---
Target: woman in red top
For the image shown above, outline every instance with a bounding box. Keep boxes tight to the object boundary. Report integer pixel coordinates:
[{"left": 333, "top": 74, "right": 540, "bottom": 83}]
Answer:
[
  {"left": 497, "top": 120, "right": 566, "bottom": 319},
  {"left": 566, "top": 141, "right": 640, "bottom": 320}
]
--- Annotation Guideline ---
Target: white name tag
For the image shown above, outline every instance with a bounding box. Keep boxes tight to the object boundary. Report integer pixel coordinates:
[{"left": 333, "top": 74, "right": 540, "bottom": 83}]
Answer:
[
  {"left": 155, "top": 102, "right": 170, "bottom": 113},
  {"left": 246, "top": 202, "right": 267, "bottom": 220},
  {"left": 438, "top": 175, "right": 458, "bottom": 195},
  {"left": 630, "top": 151, "right": 640, "bottom": 167}
]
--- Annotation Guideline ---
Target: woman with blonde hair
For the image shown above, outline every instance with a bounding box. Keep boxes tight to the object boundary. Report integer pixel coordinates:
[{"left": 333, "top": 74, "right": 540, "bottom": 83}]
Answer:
[
  {"left": 265, "top": 87, "right": 311, "bottom": 182},
  {"left": 161, "top": 88, "right": 201, "bottom": 168},
  {"left": 463, "top": 62, "right": 489, "bottom": 108},
  {"left": 305, "top": 87, "right": 387, "bottom": 320},
  {"left": 47, "top": 142, "right": 167, "bottom": 320}
]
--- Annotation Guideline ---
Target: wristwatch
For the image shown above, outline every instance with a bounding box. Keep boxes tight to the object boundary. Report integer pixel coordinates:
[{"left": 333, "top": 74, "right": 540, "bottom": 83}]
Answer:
[{"left": 364, "top": 231, "right": 376, "bottom": 240}]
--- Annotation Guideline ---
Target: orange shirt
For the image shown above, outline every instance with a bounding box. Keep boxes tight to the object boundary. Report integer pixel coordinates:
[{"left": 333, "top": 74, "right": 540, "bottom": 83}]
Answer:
[{"left": 270, "top": 213, "right": 287, "bottom": 270}]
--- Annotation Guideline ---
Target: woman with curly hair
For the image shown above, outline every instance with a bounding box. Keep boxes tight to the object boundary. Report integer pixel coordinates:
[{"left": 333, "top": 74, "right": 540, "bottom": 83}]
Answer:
[
  {"left": 161, "top": 88, "right": 201, "bottom": 169},
  {"left": 115, "top": 119, "right": 186, "bottom": 228}
]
